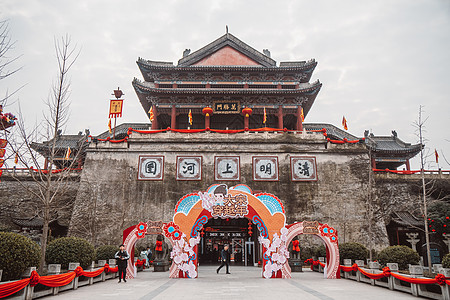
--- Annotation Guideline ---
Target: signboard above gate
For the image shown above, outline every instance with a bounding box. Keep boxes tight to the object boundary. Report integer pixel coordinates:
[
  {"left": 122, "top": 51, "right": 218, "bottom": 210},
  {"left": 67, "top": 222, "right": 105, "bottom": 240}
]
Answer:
[{"left": 213, "top": 100, "right": 240, "bottom": 114}]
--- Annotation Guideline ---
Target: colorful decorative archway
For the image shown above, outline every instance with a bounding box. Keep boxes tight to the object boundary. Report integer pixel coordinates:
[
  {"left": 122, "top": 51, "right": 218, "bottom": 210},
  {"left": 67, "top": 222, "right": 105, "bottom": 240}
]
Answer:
[
  {"left": 122, "top": 220, "right": 169, "bottom": 278},
  {"left": 122, "top": 184, "right": 340, "bottom": 279},
  {"left": 283, "top": 221, "right": 340, "bottom": 279},
  {"left": 165, "top": 184, "right": 287, "bottom": 278}
]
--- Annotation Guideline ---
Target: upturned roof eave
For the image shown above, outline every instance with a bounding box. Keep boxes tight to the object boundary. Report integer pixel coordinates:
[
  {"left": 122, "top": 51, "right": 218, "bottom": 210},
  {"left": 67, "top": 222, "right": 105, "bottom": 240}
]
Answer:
[
  {"left": 132, "top": 79, "right": 322, "bottom": 95},
  {"left": 137, "top": 57, "right": 318, "bottom": 73}
]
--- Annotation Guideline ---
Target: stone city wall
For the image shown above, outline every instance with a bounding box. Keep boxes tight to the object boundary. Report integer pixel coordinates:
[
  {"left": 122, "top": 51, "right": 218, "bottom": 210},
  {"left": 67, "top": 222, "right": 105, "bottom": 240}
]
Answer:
[{"left": 67, "top": 131, "right": 388, "bottom": 248}]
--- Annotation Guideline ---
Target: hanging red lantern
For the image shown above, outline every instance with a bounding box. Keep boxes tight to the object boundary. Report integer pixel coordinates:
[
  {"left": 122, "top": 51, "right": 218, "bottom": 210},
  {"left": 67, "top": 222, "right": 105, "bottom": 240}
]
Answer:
[
  {"left": 202, "top": 107, "right": 213, "bottom": 117},
  {"left": 242, "top": 107, "right": 253, "bottom": 118}
]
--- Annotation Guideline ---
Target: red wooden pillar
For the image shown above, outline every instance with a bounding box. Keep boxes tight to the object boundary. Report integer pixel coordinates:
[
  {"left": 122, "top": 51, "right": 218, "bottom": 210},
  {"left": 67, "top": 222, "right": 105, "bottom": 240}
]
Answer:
[
  {"left": 151, "top": 105, "right": 158, "bottom": 130},
  {"left": 295, "top": 106, "right": 303, "bottom": 131},
  {"left": 171, "top": 105, "right": 176, "bottom": 129},
  {"left": 371, "top": 157, "right": 376, "bottom": 169},
  {"left": 205, "top": 114, "right": 210, "bottom": 129},
  {"left": 202, "top": 107, "right": 213, "bottom": 129},
  {"left": 242, "top": 108, "right": 252, "bottom": 130},
  {"left": 277, "top": 106, "right": 283, "bottom": 129},
  {"left": 405, "top": 159, "right": 410, "bottom": 171}
]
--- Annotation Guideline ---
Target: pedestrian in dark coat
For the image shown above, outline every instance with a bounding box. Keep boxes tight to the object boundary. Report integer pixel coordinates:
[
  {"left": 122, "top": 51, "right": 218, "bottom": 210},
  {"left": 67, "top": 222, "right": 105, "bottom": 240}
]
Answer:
[
  {"left": 115, "top": 244, "right": 130, "bottom": 282},
  {"left": 216, "top": 244, "right": 231, "bottom": 274}
]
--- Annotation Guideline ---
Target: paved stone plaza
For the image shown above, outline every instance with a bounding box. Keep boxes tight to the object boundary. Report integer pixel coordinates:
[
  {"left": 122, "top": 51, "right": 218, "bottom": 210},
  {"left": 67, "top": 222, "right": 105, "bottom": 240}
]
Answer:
[{"left": 51, "top": 266, "right": 416, "bottom": 300}]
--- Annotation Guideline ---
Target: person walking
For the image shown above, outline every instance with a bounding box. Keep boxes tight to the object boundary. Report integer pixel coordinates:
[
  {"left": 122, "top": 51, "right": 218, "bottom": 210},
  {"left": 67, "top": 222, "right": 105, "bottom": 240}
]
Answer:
[
  {"left": 216, "top": 244, "right": 231, "bottom": 274},
  {"left": 115, "top": 244, "right": 130, "bottom": 282}
]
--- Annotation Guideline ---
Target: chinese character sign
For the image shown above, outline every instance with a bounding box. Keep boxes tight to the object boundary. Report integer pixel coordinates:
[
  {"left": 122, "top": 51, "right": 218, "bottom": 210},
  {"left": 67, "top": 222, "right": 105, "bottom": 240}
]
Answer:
[
  {"left": 199, "top": 185, "right": 249, "bottom": 219},
  {"left": 138, "top": 156, "right": 164, "bottom": 180},
  {"left": 253, "top": 156, "right": 279, "bottom": 181},
  {"left": 109, "top": 99, "right": 123, "bottom": 118},
  {"left": 213, "top": 101, "right": 240, "bottom": 114},
  {"left": 290, "top": 156, "right": 318, "bottom": 181},
  {"left": 176, "top": 156, "right": 202, "bottom": 180},
  {"left": 215, "top": 156, "right": 240, "bottom": 181}
]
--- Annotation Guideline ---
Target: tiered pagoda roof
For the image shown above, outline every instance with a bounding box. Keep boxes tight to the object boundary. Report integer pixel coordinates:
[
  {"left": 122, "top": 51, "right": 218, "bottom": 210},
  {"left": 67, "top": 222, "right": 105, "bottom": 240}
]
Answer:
[{"left": 132, "top": 32, "right": 322, "bottom": 130}]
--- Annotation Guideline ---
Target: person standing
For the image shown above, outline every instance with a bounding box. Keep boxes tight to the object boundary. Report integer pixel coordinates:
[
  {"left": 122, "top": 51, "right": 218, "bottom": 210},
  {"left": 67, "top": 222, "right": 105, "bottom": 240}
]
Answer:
[
  {"left": 115, "top": 244, "right": 130, "bottom": 282},
  {"left": 145, "top": 246, "right": 152, "bottom": 268},
  {"left": 216, "top": 244, "right": 231, "bottom": 274}
]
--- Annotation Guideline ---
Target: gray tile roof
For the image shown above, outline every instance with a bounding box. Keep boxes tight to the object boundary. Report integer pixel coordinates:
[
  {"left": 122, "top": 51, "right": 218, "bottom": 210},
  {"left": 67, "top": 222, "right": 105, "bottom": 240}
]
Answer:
[
  {"left": 96, "top": 123, "right": 151, "bottom": 140},
  {"left": 390, "top": 211, "right": 423, "bottom": 227},
  {"left": 303, "top": 123, "right": 359, "bottom": 140}
]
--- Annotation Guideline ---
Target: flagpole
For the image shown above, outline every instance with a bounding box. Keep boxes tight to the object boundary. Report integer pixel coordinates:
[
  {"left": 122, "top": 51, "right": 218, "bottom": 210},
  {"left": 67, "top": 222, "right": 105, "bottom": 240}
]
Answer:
[{"left": 113, "top": 116, "right": 117, "bottom": 139}]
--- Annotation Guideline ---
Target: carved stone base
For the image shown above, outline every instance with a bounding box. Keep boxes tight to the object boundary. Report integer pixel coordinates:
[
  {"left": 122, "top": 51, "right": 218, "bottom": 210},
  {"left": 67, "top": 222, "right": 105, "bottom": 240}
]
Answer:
[
  {"left": 153, "top": 260, "right": 170, "bottom": 272},
  {"left": 288, "top": 259, "right": 303, "bottom": 272}
]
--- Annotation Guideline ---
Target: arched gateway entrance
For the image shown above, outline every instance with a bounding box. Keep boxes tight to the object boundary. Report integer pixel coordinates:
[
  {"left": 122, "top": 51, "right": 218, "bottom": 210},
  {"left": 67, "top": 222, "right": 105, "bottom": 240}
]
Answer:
[{"left": 123, "top": 184, "right": 340, "bottom": 279}]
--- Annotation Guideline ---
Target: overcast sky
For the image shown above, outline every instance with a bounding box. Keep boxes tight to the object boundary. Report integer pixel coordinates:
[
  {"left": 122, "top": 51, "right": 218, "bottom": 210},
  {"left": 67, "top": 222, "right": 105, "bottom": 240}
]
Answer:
[{"left": 1, "top": 0, "right": 449, "bottom": 169}]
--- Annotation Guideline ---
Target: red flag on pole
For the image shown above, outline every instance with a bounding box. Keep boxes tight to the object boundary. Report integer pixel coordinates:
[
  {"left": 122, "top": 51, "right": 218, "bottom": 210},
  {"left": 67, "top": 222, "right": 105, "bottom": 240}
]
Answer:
[
  {"left": 188, "top": 109, "right": 193, "bottom": 126},
  {"left": 149, "top": 106, "right": 154, "bottom": 122},
  {"left": 64, "top": 147, "right": 71, "bottom": 160},
  {"left": 300, "top": 108, "right": 305, "bottom": 122},
  {"left": 435, "top": 149, "right": 439, "bottom": 164},
  {"left": 263, "top": 107, "right": 267, "bottom": 124},
  {"left": 342, "top": 116, "right": 348, "bottom": 130},
  {"left": 14, "top": 153, "right": 18, "bottom": 164},
  {"left": 108, "top": 119, "right": 112, "bottom": 134}
]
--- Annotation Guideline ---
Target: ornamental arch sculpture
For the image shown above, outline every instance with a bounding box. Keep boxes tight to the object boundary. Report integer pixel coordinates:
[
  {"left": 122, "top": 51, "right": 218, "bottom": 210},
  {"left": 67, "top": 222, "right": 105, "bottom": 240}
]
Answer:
[{"left": 122, "top": 184, "right": 340, "bottom": 279}]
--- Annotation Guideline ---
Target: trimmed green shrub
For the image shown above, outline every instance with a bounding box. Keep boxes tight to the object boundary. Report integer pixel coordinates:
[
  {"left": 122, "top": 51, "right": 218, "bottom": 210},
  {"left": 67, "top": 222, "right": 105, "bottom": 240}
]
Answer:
[
  {"left": 442, "top": 253, "right": 450, "bottom": 268},
  {"left": 0, "top": 232, "right": 40, "bottom": 281},
  {"left": 96, "top": 245, "right": 118, "bottom": 261},
  {"left": 46, "top": 237, "right": 95, "bottom": 269},
  {"left": 339, "top": 242, "right": 369, "bottom": 264},
  {"left": 377, "top": 245, "right": 420, "bottom": 270}
]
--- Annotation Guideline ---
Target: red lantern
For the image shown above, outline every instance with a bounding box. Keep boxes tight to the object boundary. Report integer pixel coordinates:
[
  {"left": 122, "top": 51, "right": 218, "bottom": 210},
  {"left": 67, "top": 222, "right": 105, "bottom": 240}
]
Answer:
[
  {"left": 242, "top": 107, "right": 252, "bottom": 118},
  {"left": 202, "top": 107, "right": 213, "bottom": 117}
]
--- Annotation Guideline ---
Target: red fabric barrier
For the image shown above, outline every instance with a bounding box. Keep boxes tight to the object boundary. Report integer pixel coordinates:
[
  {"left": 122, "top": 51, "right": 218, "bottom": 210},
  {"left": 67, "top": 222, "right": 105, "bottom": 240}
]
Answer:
[
  {"left": 30, "top": 167, "right": 82, "bottom": 174},
  {"left": 335, "top": 260, "right": 448, "bottom": 285},
  {"left": 327, "top": 138, "right": 362, "bottom": 144},
  {"left": 340, "top": 264, "right": 358, "bottom": 272},
  {"left": 0, "top": 278, "right": 30, "bottom": 298},
  {"left": 358, "top": 267, "right": 388, "bottom": 280},
  {"left": 0, "top": 266, "right": 118, "bottom": 298},
  {"left": 38, "top": 272, "right": 76, "bottom": 288}
]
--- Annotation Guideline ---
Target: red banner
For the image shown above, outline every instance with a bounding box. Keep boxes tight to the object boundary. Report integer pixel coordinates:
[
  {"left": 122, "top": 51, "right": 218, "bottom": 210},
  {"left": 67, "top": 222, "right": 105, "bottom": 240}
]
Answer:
[{"left": 109, "top": 100, "right": 123, "bottom": 118}]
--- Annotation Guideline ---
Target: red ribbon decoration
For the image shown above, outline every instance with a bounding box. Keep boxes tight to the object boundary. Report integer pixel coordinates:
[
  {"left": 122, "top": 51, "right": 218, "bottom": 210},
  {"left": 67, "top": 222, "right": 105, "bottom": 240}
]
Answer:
[
  {"left": 155, "top": 240, "right": 163, "bottom": 252},
  {"left": 0, "top": 265, "right": 119, "bottom": 298}
]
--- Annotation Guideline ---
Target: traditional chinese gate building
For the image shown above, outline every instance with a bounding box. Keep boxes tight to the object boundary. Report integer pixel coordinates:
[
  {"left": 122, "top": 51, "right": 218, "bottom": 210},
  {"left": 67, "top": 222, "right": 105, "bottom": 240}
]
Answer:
[{"left": 60, "top": 31, "right": 427, "bottom": 264}]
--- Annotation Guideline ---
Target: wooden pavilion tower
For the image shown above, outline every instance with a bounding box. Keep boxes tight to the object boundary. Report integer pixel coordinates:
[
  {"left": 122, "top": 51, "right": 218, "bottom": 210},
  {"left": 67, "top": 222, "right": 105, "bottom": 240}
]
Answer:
[{"left": 132, "top": 32, "right": 322, "bottom": 130}]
